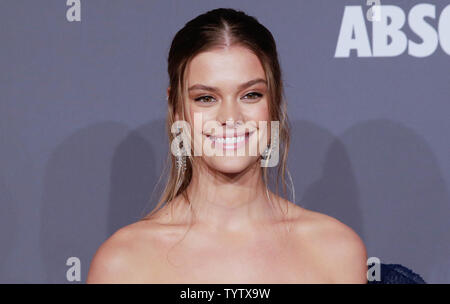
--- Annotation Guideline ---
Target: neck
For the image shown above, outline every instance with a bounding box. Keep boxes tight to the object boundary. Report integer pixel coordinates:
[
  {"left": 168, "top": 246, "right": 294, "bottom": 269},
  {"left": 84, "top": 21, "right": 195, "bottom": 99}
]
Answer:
[{"left": 181, "top": 160, "right": 279, "bottom": 233}]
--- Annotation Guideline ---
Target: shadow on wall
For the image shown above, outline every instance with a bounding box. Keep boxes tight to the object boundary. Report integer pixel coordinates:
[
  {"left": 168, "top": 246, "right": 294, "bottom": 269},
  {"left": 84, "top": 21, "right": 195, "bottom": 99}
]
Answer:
[
  {"left": 289, "top": 118, "right": 450, "bottom": 283},
  {"left": 39, "top": 119, "right": 167, "bottom": 283},
  {"left": 288, "top": 119, "right": 364, "bottom": 236},
  {"left": 107, "top": 119, "right": 168, "bottom": 234}
]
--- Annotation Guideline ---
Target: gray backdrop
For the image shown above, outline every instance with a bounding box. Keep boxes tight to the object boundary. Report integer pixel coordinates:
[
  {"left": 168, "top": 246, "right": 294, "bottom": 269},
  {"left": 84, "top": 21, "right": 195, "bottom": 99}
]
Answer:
[{"left": 1, "top": 0, "right": 449, "bottom": 283}]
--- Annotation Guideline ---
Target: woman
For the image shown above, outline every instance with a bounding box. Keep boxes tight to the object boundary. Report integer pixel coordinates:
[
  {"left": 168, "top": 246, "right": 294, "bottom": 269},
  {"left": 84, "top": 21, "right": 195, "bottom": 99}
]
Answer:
[{"left": 87, "top": 8, "right": 368, "bottom": 284}]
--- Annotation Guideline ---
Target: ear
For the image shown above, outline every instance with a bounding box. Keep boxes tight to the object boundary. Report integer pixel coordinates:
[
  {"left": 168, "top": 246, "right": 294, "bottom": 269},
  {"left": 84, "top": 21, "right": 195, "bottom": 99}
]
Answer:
[{"left": 166, "top": 86, "right": 170, "bottom": 100}]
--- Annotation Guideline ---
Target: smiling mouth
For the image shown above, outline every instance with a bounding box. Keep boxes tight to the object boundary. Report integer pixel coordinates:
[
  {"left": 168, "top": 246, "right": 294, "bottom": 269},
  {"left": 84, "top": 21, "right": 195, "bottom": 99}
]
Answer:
[
  {"left": 204, "top": 131, "right": 254, "bottom": 143},
  {"left": 203, "top": 130, "right": 256, "bottom": 150}
]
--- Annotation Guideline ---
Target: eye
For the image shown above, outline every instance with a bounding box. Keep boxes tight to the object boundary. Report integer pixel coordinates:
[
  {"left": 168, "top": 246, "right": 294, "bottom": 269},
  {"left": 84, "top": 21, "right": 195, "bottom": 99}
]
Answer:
[
  {"left": 194, "top": 95, "right": 216, "bottom": 104},
  {"left": 242, "top": 92, "right": 263, "bottom": 101}
]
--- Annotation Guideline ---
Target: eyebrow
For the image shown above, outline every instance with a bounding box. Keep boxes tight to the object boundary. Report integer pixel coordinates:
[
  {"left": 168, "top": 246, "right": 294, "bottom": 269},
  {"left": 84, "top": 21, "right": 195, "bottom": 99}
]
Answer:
[{"left": 188, "top": 78, "right": 267, "bottom": 93}]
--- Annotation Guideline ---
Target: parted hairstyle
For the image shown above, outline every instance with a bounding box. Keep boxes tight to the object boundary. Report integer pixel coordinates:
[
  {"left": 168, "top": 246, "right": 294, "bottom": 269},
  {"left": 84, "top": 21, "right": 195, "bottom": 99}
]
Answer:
[{"left": 141, "top": 7, "right": 295, "bottom": 226}]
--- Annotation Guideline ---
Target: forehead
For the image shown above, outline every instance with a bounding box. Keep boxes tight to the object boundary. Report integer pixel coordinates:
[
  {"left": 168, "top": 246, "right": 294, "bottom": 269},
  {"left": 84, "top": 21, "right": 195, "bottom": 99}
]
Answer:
[{"left": 186, "top": 46, "right": 266, "bottom": 86}]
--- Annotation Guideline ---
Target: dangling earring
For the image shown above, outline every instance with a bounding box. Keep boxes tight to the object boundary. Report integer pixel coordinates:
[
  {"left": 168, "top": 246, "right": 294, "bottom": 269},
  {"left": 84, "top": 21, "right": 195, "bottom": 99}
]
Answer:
[
  {"left": 261, "top": 146, "right": 270, "bottom": 160},
  {"left": 261, "top": 131, "right": 279, "bottom": 160},
  {"left": 175, "top": 136, "right": 187, "bottom": 174}
]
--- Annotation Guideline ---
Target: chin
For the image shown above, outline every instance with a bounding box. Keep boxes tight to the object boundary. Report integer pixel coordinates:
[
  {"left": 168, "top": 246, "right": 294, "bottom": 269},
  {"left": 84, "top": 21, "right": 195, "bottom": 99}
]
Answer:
[{"left": 206, "top": 156, "right": 257, "bottom": 174}]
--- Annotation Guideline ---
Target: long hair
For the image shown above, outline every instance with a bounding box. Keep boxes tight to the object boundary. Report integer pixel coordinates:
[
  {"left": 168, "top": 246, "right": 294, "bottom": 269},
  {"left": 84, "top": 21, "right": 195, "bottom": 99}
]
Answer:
[{"left": 141, "top": 8, "right": 294, "bottom": 227}]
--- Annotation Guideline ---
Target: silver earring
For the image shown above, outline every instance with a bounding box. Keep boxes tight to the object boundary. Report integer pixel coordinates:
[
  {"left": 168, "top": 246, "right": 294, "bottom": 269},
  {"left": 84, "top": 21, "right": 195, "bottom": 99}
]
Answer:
[
  {"left": 175, "top": 138, "right": 187, "bottom": 174},
  {"left": 261, "top": 132, "right": 279, "bottom": 160},
  {"left": 261, "top": 146, "right": 270, "bottom": 160}
]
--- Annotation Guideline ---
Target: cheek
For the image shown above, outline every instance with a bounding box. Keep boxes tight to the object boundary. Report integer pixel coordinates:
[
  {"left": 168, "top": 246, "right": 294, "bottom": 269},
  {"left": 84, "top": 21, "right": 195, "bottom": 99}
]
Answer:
[
  {"left": 247, "top": 102, "right": 270, "bottom": 123},
  {"left": 183, "top": 103, "right": 203, "bottom": 132},
  {"left": 250, "top": 103, "right": 271, "bottom": 146},
  {"left": 188, "top": 109, "right": 217, "bottom": 135}
]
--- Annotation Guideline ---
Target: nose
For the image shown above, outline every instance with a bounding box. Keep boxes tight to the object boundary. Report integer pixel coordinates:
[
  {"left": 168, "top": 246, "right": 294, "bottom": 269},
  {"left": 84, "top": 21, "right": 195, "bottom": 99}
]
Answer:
[{"left": 217, "top": 98, "right": 244, "bottom": 128}]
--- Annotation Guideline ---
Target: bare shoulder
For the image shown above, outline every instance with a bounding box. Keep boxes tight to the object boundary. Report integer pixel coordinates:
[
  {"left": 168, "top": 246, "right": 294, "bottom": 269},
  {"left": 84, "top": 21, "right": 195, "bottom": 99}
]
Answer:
[
  {"left": 87, "top": 197, "right": 197, "bottom": 283},
  {"left": 86, "top": 219, "right": 171, "bottom": 284},
  {"left": 285, "top": 202, "right": 368, "bottom": 283}
]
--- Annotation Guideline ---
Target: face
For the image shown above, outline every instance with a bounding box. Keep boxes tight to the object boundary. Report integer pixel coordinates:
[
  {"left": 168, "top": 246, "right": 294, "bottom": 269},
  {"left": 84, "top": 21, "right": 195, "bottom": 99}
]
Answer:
[{"left": 174, "top": 45, "right": 271, "bottom": 174}]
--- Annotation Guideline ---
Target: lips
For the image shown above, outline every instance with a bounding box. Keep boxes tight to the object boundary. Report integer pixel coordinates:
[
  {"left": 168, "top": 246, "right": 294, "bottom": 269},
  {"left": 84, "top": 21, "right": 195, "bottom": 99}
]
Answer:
[
  {"left": 204, "top": 130, "right": 255, "bottom": 150},
  {"left": 208, "top": 134, "right": 246, "bottom": 144},
  {"left": 204, "top": 130, "right": 255, "bottom": 142}
]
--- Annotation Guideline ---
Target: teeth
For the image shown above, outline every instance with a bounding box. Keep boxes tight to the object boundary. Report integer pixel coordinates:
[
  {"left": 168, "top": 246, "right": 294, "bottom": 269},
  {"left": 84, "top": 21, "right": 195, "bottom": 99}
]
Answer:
[{"left": 208, "top": 135, "right": 245, "bottom": 144}]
